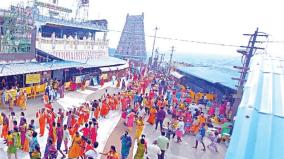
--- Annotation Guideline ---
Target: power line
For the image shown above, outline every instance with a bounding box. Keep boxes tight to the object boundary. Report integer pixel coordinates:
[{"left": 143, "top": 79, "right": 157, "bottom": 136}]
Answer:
[
  {"left": 267, "top": 40, "right": 284, "bottom": 43},
  {"left": 109, "top": 29, "right": 241, "bottom": 48},
  {"left": 108, "top": 29, "right": 284, "bottom": 48}
]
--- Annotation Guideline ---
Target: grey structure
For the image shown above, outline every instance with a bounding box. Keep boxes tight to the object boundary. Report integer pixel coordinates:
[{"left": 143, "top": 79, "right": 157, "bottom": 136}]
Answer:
[{"left": 115, "top": 13, "right": 146, "bottom": 61}]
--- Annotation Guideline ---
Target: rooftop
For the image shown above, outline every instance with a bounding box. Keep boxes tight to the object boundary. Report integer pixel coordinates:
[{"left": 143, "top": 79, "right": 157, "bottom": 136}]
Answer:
[
  {"left": 0, "top": 56, "right": 128, "bottom": 77},
  {"left": 226, "top": 54, "right": 284, "bottom": 159},
  {"left": 177, "top": 66, "right": 237, "bottom": 90}
]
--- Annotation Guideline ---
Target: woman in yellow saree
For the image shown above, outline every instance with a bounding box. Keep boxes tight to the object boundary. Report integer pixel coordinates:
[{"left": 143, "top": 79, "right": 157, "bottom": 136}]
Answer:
[
  {"left": 18, "top": 92, "right": 27, "bottom": 110},
  {"left": 68, "top": 132, "right": 82, "bottom": 158},
  {"left": 135, "top": 116, "right": 144, "bottom": 140}
]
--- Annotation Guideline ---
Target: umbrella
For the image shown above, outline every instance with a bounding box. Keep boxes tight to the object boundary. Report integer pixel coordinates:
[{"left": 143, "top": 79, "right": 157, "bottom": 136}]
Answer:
[{"left": 221, "top": 122, "right": 232, "bottom": 135}]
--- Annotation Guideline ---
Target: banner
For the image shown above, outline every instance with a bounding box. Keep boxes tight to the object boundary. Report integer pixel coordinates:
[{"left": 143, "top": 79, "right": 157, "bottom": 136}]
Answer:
[{"left": 26, "top": 74, "right": 40, "bottom": 84}]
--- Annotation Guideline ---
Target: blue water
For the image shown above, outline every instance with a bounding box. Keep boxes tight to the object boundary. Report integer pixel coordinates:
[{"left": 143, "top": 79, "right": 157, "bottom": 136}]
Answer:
[{"left": 163, "top": 53, "right": 242, "bottom": 89}]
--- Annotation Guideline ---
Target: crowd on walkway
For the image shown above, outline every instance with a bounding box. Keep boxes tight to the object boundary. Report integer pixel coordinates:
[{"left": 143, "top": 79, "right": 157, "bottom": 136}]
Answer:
[
  {"left": 0, "top": 67, "right": 233, "bottom": 159},
  {"left": 0, "top": 79, "right": 64, "bottom": 111},
  {"left": 116, "top": 71, "right": 233, "bottom": 159}
]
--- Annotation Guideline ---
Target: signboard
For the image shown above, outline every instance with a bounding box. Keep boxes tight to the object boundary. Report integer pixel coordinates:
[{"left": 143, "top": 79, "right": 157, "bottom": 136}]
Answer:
[{"left": 26, "top": 74, "right": 41, "bottom": 84}]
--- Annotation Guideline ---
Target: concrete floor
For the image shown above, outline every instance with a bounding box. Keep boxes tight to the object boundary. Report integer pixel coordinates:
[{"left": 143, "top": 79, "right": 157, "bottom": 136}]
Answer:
[{"left": 141, "top": 122, "right": 227, "bottom": 159}]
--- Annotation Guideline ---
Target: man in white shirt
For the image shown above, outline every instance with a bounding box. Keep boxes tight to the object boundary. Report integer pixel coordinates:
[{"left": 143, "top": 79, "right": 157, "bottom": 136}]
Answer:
[
  {"left": 162, "top": 117, "right": 171, "bottom": 130},
  {"left": 157, "top": 131, "right": 170, "bottom": 159},
  {"left": 146, "top": 140, "right": 162, "bottom": 159},
  {"left": 137, "top": 106, "right": 147, "bottom": 119},
  {"left": 85, "top": 142, "right": 99, "bottom": 159}
]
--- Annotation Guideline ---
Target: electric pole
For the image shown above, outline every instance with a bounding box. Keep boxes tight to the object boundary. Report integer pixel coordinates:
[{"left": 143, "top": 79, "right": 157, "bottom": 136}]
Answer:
[
  {"left": 168, "top": 46, "right": 175, "bottom": 75},
  {"left": 231, "top": 28, "right": 268, "bottom": 119},
  {"left": 159, "top": 53, "right": 165, "bottom": 69},
  {"left": 150, "top": 26, "right": 158, "bottom": 67},
  {"left": 153, "top": 48, "right": 159, "bottom": 70}
]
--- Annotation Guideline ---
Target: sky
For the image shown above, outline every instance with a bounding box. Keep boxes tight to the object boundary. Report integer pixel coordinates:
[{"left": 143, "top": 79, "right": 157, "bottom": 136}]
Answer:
[{"left": 1, "top": 0, "right": 284, "bottom": 57}]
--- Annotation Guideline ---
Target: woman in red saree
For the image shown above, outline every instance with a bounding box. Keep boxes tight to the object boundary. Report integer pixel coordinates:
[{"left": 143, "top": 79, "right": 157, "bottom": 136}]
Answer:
[
  {"left": 94, "top": 107, "right": 100, "bottom": 119},
  {"left": 100, "top": 99, "right": 109, "bottom": 118},
  {"left": 83, "top": 110, "right": 90, "bottom": 124},
  {"left": 109, "top": 98, "right": 115, "bottom": 110},
  {"left": 113, "top": 95, "right": 119, "bottom": 110},
  {"left": 89, "top": 122, "right": 98, "bottom": 144},
  {"left": 77, "top": 112, "right": 84, "bottom": 126},
  {"left": 121, "top": 97, "right": 127, "bottom": 111},
  {"left": 100, "top": 78, "right": 104, "bottom": 87},
  {"left": 1, "top": 113, "right": 8, "bottom": 139},
  {"left": 38, "top": 109, "right": 46, "bottom": 137}
]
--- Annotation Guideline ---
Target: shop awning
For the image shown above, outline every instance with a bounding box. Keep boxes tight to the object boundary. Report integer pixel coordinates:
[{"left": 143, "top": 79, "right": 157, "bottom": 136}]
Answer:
[
  {"left": 0, "top": 61, "right": 85, "bottom": 77},
  {"left": 100, "top": 67, "right": 112, "bottom": 72},
  {"left": 99, "top": 63, "right": 129, "bottom": 73},
  {"left": 117, "top": 63, "right": 129, "bottom": 70}
]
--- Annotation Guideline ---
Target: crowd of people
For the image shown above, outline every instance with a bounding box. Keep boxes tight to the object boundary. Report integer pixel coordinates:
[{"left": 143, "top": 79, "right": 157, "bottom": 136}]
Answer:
[
  {"left": 0, "top": 79, "right": 64, "bottom": 111},
  {"left": 0, "top": 66, "right": 234, "bottom": 159},
  {"left": 115, "top": 71, "right": 233, "bottom": 159}
]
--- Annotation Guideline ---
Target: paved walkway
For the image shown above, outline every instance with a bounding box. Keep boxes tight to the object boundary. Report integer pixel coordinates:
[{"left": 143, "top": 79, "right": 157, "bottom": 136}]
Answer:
[
  {"left": 0, "top": 84, "right": 121, "bottom": 159},
  {"left": 141, "top": 122, "right": 227, "bottom": 159},
  {"left": 102, "top": 117, "right": 227, "bottom": 159},
  {"left": 0, "top": 82, "right": 228, "bottom": 159},
  {"left": 101, "top": 118, "right": 137, "bottom": 159}
]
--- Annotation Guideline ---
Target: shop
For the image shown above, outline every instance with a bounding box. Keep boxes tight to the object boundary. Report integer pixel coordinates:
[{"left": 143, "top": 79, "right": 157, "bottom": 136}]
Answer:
[
  {"left": 63, "top": 67, "right": 101, "bottom": 91},
  {"left": 99, "top": 63, "right": 129, "bottom": 83}
]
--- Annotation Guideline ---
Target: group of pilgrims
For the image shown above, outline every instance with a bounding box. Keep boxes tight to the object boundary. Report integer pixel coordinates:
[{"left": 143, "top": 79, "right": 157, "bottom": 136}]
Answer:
[{"left": 0, "top": 69, "right": 233, "bottom": 159}]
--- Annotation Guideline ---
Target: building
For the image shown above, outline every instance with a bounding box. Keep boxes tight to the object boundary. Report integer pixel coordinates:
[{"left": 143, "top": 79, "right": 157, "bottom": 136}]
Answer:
[
  {"left": 176, "top": 67, "right": 236, "bottom": 102},
  {"left": 226, "top": 54, "right": 284, "bottom": 159},
  {"left": 114, "top": 13, "right": 147, "bottom": 61},
  {"left": 0, "top": 6, "right": 36, "bottom": 62},
  {"left": 34, "top": 0, "right": 108, "bottom": 61},
  {"left": 0, "top": 1, "right": 129, "bottom": 91}
]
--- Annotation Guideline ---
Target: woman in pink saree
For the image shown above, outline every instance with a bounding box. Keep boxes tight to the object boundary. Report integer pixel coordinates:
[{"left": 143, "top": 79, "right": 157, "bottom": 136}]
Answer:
[
  {"left": 126, "top": 110, "right": 135, "bottom": 132},
  {"left": 219, "top": 103, "right": 226, "bottom": 117}
]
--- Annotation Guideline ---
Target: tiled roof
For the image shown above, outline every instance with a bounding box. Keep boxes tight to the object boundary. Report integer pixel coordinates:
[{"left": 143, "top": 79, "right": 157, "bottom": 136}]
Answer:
[{"left": 226, "top": 54, "right": 284, "bottom": 159}]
